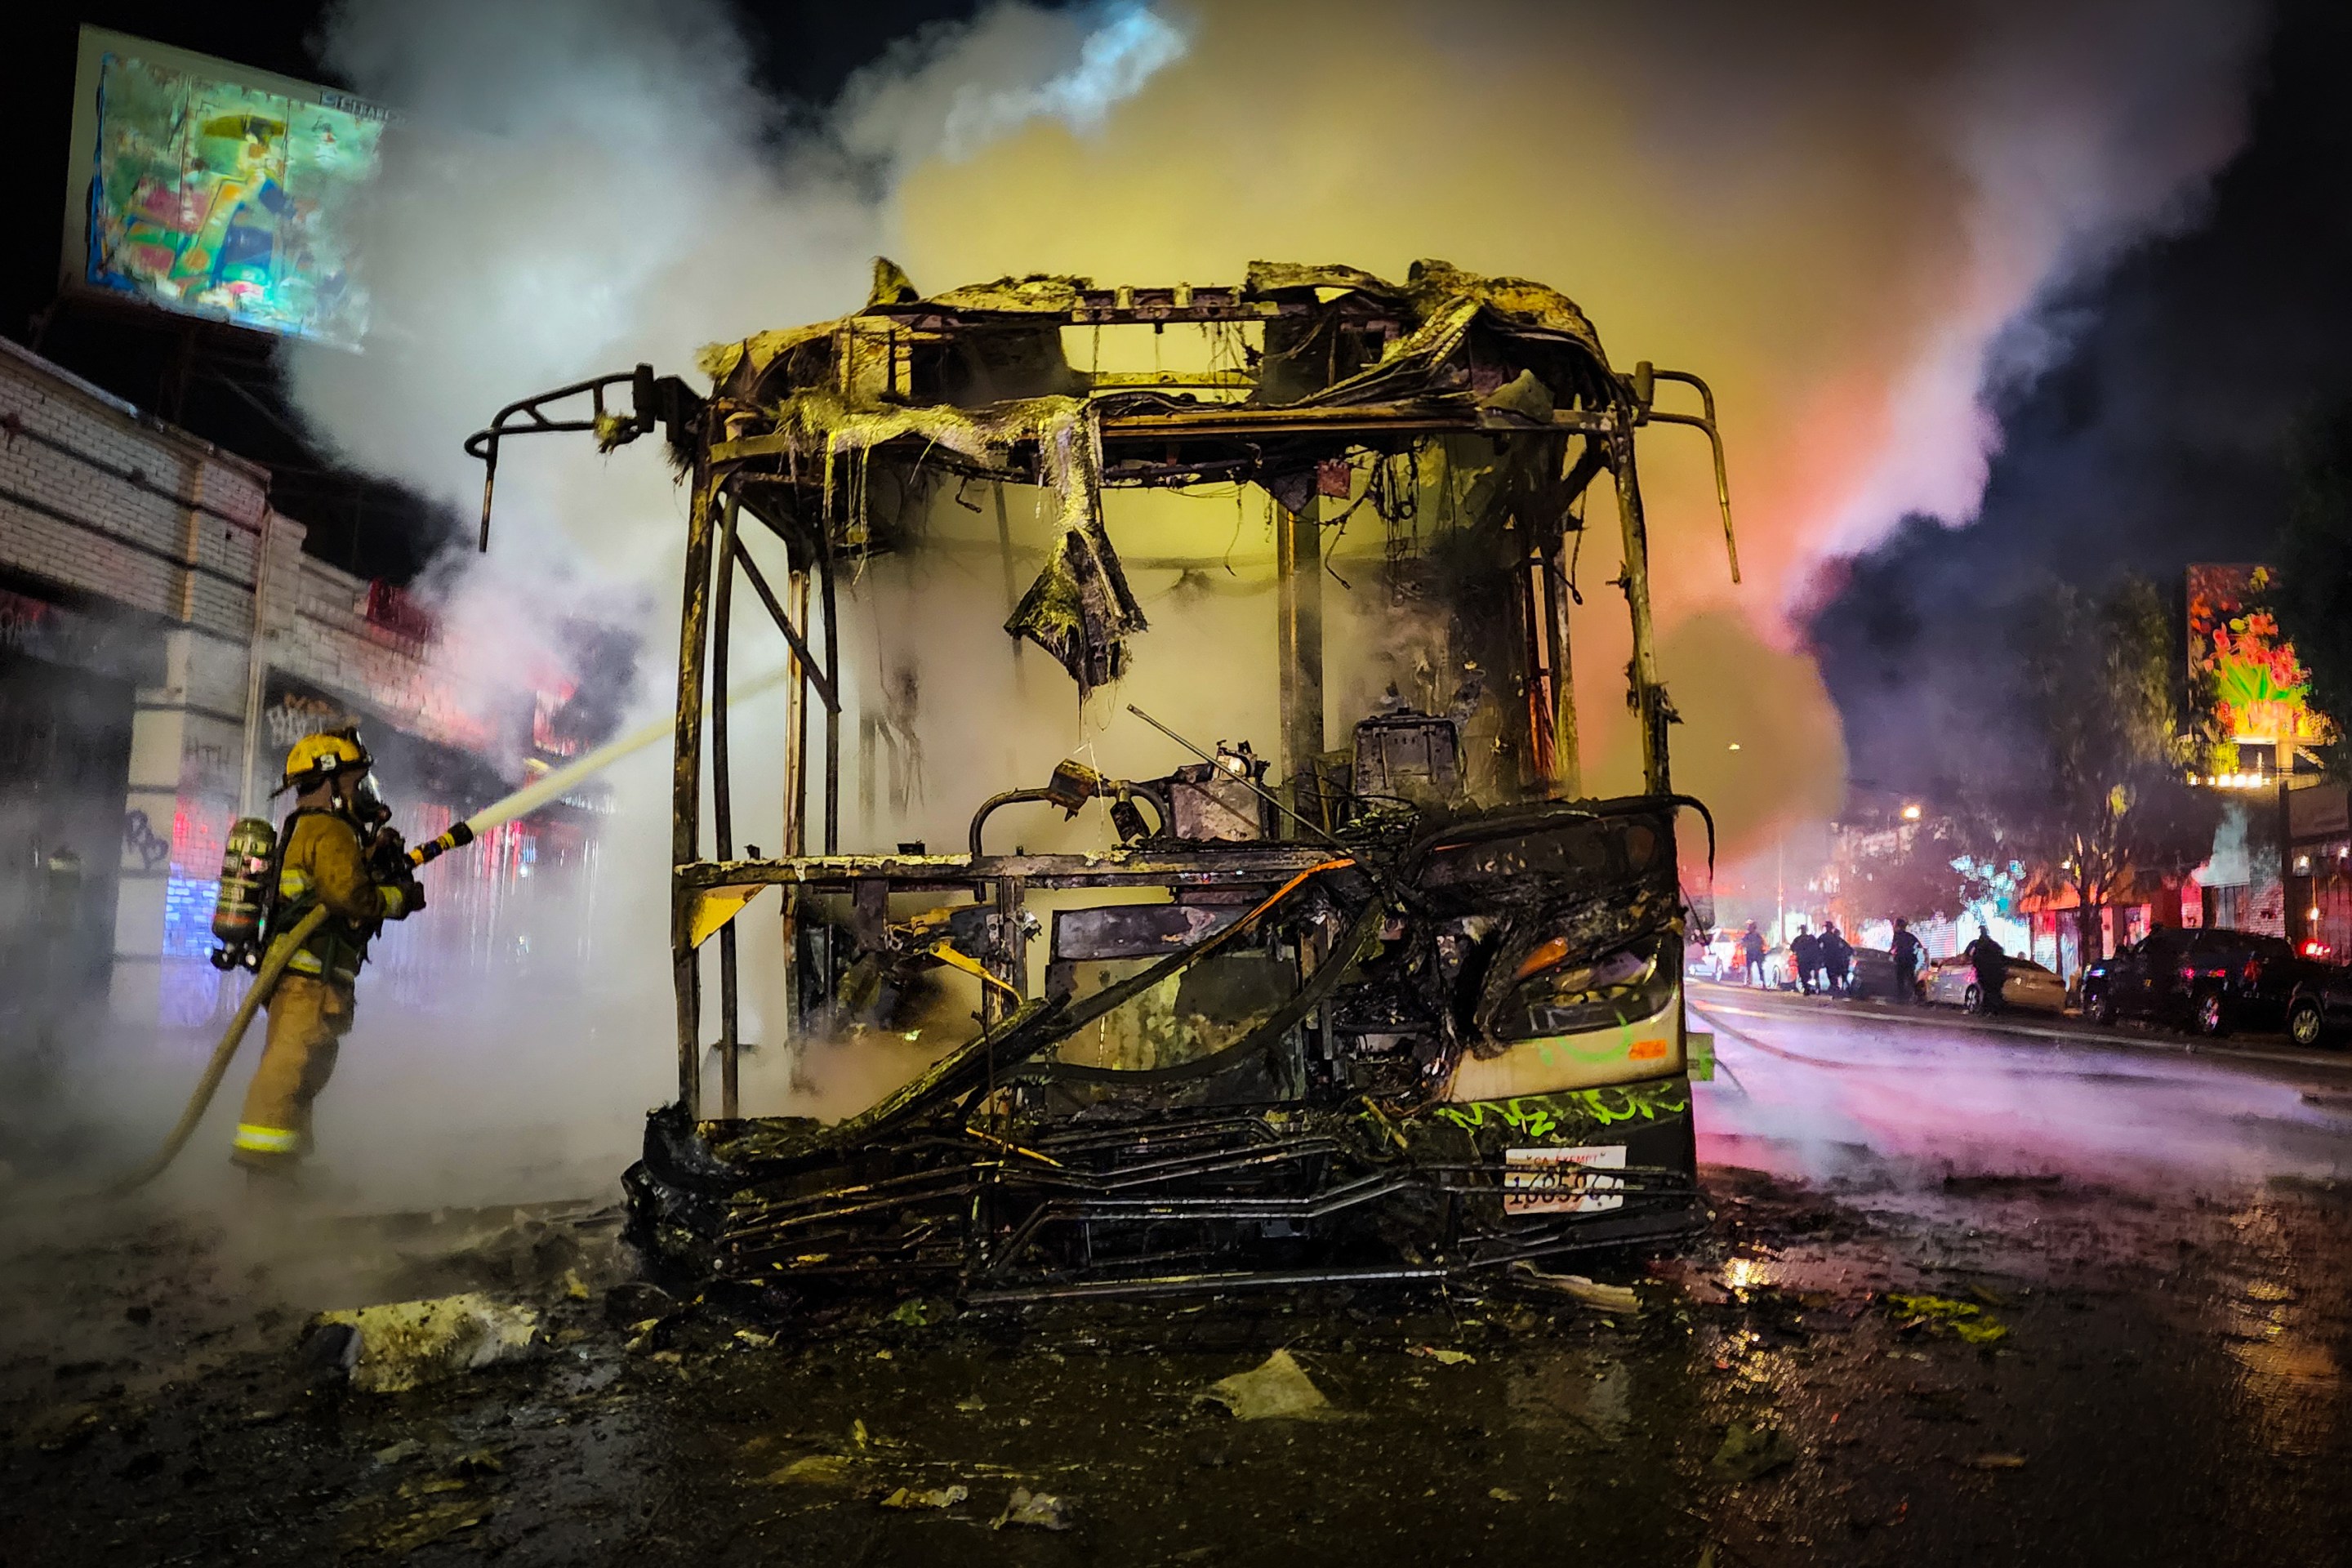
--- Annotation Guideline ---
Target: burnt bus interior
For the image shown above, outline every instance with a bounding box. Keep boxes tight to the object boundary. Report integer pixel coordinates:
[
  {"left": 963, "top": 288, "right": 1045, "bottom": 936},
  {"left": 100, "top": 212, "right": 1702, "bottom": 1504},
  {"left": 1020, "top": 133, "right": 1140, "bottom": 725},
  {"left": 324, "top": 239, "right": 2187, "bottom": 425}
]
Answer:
[{"left": 468, "top": 259, "right": 1737, "bottom": 1300}]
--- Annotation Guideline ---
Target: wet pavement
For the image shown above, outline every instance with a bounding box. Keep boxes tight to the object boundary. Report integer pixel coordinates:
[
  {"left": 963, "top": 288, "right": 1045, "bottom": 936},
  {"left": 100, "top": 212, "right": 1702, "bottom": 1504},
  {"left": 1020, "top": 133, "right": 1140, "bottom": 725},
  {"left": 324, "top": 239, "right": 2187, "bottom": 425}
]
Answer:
[{"left": 2, "top": 991, "right": 2349, "bottom": 1566}]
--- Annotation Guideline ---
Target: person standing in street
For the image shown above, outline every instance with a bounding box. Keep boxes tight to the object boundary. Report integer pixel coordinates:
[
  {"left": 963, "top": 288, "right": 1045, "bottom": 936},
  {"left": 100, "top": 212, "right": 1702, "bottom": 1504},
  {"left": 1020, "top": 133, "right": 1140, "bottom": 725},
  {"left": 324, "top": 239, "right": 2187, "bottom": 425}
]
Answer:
[
  {"left": 1891, "top": 916, "right": 1925, "bottom": 1003},
  {"left": 1740, "top": 920, "right": 1767, "bottom": 987},
  {"left": 232, "top": 729, "right": 423, "bottom": 1182},
  {"left": 1966, "top": 922, "right": 2010, "bottom": 1014},
  {"left": 1790, "top": 924, "right": 1820, "bottom": 995},
  {"left": 1820, "top": 921, "right": 1853, "bottom": 997}
]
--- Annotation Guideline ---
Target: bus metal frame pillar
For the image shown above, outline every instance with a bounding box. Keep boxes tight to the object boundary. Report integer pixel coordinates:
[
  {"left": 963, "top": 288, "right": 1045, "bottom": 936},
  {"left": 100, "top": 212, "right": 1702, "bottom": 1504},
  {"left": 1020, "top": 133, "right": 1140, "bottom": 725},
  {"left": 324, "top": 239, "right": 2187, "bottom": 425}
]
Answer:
[
  {"left": 670, "top": 466, "right": 718, "bottom": 1119},
  {"left": 1276, "top": 497, "right": 1325, "bottom": 835}
]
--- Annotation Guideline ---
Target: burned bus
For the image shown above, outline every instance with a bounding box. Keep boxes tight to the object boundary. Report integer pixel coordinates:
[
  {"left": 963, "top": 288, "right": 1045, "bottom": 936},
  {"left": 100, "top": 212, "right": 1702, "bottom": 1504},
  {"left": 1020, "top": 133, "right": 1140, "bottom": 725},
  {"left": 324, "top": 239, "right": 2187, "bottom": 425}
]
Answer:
[{"left": 468, "top": 259, "right": 1737, "bottom": 1301}]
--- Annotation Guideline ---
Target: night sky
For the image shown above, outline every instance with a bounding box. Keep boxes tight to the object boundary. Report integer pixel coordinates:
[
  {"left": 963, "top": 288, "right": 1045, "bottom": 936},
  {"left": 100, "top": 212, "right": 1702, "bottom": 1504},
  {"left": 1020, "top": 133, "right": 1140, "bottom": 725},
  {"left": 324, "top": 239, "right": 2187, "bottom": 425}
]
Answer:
[
  {"left": 1807, "top": 0, "right": 2352, "bottom": 795},
  {"left": 7, "top": 0, "right": 2345, "bottom": 786}
]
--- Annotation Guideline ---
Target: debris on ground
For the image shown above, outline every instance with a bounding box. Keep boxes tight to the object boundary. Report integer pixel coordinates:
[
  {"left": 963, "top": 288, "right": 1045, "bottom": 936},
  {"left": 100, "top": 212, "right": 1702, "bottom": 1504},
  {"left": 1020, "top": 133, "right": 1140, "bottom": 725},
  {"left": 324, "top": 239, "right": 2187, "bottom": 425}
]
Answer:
[
  {"left": 888, "top": 1297, "right": 951, "bottom": 1329},
  {"left": 339, "top": 1467, "right": 502, "bottom": 1555},
  {"left": 1200, "top": 1348, "right": 1331, "bottom": 1420},
  {"left": 881, "top": 1484, "right": 969, "bottom": 1510},
  {"left": 449, "top": 1446, "right": 506, "bottom": 1478},
  {"left": 348, "top": 1498, "right": 492, "bottom": 1555},
  {"left": 993, "top": 1486, "right": 1073, "bottom": 1530},
  {"left": 372, "top": 1438, "right": 423, "bottom": 1465},
  {"left": 604, "top": 1280, "right": 679, "bottom": 1327},
  {"left": 1886, "top": 1292, "right": 2009, "bottom": 1346},
  {"left": 1408, "top": 1344, "right": 1477, "bottom": 1365},
  {"left": 1512, "top": 1264, "right": 1643, "bottom": 1313},
  {"left": 22, "top": 1403, "right": 103, "bottom": 1452},
  {"left": 309, "top": 1293, "right": 541, "bottom": 1393},
  {"left": 764, "top": 1454, "right": 861, "bottom": 1486},
  {"left": 1647, "top": 1258, "right": 1732, "bottom": 1305},
  {"left": 1709, "top": 1421, "right": 1800, "bottom": 1482},
  {"left": 1959, "top": 1452, "right": 2029, "bottom": 1469}
]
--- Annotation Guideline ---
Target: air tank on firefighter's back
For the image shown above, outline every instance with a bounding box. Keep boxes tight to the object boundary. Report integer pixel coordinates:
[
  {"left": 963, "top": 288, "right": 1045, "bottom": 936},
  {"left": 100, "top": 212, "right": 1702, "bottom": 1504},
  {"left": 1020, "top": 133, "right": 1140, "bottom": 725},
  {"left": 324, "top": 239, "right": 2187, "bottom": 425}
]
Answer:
[{"left": 210, "top": 817, "right": 277, "bottom": 969}]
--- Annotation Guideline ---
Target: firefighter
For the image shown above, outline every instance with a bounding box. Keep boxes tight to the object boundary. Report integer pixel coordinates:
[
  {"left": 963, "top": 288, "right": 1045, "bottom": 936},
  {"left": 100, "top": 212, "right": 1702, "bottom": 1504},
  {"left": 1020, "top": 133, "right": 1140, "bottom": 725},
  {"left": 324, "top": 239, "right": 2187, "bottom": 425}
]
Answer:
[{"left": 231, "top": 730, "right": 422, "bottom": 1178}]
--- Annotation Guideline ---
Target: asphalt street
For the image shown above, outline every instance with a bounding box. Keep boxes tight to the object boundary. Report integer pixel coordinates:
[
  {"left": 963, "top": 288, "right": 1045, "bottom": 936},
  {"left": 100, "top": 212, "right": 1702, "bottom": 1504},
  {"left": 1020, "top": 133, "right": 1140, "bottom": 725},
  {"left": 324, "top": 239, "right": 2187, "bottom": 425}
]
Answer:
[
  {"left": 2, "top": 991, "right": 2347, "bottom": 1566},
  {"left": 1686, "top": 978, "right": 2352, "bottom": 1192}
]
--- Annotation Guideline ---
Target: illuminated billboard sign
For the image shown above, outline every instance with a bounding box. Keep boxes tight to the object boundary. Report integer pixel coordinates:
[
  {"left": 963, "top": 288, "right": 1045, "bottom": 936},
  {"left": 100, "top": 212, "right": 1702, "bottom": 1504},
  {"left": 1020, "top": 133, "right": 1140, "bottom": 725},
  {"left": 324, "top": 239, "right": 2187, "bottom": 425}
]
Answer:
[
  {"left": 62, "top": 27, "right": 388, "bottom": 348},
  {"left": 2186, "top": 563, "right": 2332, "bottom": 773}
]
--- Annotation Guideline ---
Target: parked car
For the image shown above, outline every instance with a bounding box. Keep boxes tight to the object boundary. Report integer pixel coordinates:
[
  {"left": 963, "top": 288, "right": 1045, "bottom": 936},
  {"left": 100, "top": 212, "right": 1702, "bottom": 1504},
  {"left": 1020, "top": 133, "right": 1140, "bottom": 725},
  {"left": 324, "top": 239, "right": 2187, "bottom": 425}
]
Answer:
[
  {"left": 1922, "top": 952, "right": 2069, "bottom": 1014},
  {"left": 1844, "top": 947, "right": 1915, "bottom": 1001},
  {"left": 1691, "top": 931, "right": 1742, "bottom": 980},
  {"left": 2080, "top": 926, "right": 2340, "bottom": 1037}
]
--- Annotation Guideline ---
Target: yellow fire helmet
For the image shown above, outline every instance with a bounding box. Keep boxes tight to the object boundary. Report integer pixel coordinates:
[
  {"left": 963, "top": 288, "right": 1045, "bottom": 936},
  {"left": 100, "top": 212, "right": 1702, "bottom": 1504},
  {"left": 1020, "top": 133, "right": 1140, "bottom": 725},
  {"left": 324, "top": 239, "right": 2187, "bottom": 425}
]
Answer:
[{"left": 279, "top": 728, "right": 373, "bottom": 794}]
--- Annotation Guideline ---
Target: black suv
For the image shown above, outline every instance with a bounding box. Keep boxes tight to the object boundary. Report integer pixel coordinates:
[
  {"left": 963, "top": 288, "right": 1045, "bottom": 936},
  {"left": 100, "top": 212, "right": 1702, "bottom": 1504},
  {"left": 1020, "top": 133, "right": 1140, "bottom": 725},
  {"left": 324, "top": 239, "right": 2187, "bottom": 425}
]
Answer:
[
  {"left": 2283, "top": 968, "right": 2352, "bottom": 1048},
  {"left": 2081, "top": 927, "right": 2338, "bottom": 1037}
]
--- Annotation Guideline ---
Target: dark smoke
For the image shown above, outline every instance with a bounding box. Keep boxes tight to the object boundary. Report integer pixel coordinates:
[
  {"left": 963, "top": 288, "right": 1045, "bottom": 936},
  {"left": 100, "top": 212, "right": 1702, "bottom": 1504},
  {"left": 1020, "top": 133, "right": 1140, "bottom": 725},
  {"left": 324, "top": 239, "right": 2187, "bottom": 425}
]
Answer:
[{"left": 1810, "top": 0, "right": 2352, "bottom": 792}]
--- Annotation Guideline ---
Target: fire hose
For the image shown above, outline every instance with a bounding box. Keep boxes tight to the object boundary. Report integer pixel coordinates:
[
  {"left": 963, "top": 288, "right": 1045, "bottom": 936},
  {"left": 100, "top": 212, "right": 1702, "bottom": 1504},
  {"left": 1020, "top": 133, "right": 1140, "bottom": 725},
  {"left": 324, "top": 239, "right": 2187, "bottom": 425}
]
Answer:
[
  {"left": 107, "top": 819, "right": 480, "bottom": 1196},
  {"left": 105, "top": 665, "right": 804, "bottom": 1196},
  {"left": 105, "top": 905, "right": 333, "bottom": 1196}
]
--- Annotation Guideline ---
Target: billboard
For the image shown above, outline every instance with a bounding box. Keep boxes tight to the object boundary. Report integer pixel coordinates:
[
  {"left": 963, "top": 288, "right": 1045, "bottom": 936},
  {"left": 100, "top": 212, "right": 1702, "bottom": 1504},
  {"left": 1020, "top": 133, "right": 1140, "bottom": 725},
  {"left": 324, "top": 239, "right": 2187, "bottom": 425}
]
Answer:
[
  {"left": 61, "top": 27, "right": 390, "bottom": 348},
  {"left": 2185, "top": 563, "right": 2332, "bottom": 773}
]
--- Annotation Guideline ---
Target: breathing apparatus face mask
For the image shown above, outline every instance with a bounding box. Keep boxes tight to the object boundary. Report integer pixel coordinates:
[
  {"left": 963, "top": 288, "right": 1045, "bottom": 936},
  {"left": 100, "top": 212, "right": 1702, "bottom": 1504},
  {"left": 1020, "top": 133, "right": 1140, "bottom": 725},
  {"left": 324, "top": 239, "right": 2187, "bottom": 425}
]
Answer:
[{"left": 349, "top": 773, "right": 393, "bottom": 834}]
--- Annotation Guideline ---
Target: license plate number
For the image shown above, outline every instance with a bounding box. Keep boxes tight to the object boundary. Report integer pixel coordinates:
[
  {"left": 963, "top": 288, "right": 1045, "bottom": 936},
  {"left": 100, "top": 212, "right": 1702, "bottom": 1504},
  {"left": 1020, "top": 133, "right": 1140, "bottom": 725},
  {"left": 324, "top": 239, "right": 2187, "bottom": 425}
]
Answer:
[{"left": 1502, "top": 1145, "right": 1627, "bottom": 1214}]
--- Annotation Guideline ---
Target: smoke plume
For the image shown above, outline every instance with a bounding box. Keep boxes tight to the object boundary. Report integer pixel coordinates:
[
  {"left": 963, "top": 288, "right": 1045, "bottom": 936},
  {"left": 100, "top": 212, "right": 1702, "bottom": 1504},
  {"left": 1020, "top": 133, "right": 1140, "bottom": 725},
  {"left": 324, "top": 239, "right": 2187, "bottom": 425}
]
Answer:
[{"left": 245, "top": 0, "right": 2267, "bottom": 1169}]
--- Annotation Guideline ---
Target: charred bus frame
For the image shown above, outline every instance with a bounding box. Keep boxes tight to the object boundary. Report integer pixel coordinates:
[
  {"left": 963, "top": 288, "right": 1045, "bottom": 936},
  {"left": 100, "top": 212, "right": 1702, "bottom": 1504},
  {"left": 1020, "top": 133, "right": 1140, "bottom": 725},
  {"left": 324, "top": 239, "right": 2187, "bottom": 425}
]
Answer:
[{"left": 470, "top": 261, "right": 1737, "bottom": 1299}]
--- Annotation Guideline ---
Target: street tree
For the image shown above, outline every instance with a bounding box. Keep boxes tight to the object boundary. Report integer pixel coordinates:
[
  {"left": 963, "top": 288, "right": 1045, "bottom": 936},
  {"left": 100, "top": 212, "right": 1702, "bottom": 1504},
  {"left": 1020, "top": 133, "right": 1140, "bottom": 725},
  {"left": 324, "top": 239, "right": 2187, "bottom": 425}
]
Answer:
[
  {"left": 1998, "top": 573, "right": 2218, "bottom": 977},
  {"left": 1838, "top": 810, "right": 1989, "bottom": 924}
]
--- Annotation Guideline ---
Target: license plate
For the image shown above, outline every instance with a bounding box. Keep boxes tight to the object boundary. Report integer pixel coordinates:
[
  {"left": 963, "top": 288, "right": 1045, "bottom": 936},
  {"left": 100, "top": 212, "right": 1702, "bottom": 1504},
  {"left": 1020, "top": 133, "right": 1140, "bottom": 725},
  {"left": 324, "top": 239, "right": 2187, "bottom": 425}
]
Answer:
[{"left": 1502, "top": 1145, "right": 1627, "bottom": 1214}]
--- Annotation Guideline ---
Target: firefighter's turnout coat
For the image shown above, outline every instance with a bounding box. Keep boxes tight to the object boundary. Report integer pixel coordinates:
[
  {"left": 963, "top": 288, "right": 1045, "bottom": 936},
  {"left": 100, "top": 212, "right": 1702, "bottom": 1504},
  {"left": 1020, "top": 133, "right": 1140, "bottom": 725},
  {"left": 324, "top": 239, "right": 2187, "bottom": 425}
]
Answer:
[{"left": 232, "top": 808, "right": 414, "bottom": 1169}]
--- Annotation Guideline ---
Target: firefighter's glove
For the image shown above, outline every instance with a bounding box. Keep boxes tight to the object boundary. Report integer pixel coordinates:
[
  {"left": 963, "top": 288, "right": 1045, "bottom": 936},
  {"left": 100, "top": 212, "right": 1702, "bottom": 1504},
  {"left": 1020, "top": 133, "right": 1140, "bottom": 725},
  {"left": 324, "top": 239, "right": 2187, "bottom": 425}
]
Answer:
[{"left": 381, "top": 879, "right": 425, "bottom": 918}]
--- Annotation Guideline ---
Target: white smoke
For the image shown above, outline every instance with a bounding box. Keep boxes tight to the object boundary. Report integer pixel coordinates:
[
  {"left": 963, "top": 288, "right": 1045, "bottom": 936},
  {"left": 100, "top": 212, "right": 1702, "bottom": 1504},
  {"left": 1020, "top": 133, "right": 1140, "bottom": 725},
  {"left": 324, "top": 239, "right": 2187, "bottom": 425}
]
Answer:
[
  {"left": 251, "top": 0, "right": 2270, "bottom": 1194},
  {"left": 1817, "top": 0, "right": 2263, "bottom": 555}
]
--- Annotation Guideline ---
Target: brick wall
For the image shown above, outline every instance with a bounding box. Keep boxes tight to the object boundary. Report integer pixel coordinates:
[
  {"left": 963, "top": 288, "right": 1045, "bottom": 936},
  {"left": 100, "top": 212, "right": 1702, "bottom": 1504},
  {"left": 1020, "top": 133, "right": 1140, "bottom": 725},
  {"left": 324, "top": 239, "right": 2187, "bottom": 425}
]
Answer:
[{"left": 0, "top": 336, "right": 490, "bottom": 1027}]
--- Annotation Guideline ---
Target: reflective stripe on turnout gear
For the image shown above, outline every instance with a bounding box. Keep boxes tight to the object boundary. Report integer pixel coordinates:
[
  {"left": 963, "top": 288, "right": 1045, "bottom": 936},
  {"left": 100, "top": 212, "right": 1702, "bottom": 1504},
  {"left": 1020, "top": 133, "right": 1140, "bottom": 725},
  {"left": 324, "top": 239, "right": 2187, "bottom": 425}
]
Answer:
[
  {"left": 282, "top": 948, "right": 357, "bottom": 983},
  {"left": 234, "top": 1123, "right": 301, "bottom": 1153}
]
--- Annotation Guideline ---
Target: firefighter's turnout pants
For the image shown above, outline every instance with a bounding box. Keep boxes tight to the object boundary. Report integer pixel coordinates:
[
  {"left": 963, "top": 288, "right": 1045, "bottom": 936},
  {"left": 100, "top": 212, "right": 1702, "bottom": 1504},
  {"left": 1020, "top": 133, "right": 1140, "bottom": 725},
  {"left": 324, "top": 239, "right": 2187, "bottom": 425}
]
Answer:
[
  {"left": 234, "top": 975, "right": 354, "bottom": 1167},
  {"left": 231, "top": 808, "right": 411, "bottom": 1172}
]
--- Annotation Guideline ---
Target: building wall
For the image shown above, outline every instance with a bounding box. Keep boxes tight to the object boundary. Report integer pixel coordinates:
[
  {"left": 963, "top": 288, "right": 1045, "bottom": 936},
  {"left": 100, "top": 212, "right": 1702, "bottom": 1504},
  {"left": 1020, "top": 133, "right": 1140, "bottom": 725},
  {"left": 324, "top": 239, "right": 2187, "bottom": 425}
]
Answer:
[{"left": 0, "top": 336, "right": 493, "bottom": 1029}]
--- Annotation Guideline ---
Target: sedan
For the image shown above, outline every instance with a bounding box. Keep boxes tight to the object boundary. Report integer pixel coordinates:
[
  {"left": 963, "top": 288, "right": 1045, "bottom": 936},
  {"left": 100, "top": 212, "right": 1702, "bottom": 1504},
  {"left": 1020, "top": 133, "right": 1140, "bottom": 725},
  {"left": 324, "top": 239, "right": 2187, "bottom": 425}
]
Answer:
[
  {"left": 1846, "top": 947, "right": 1915, "bottom": 1001},
  {"left": 1922, "top": 953, "right": 2068, "bottom": 1015}
]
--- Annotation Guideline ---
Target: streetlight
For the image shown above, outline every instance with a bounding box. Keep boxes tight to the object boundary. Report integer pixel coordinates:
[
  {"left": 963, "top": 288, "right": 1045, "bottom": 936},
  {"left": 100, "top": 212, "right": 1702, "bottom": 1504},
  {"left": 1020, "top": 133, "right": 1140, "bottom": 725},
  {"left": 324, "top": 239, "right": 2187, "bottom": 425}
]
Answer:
[{"left": 1901, "top": 803, "right": 1922, "bottom": 821}]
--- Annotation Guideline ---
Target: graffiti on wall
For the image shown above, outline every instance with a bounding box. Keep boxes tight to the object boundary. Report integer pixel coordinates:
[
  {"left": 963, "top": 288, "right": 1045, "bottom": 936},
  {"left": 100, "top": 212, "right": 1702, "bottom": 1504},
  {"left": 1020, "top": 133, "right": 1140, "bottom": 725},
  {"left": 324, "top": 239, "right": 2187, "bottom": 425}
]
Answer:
[{"left": 122, "top": 808, "right": 170, "bottom": 872}]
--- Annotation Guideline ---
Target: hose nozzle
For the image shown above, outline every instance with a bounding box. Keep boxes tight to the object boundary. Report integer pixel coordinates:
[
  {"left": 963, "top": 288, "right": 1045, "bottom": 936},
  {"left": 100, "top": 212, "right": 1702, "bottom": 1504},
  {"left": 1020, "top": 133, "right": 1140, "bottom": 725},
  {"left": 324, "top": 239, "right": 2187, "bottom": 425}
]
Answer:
[{"left": 407, "top": 819, "right": 476, "bottom": 870}]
